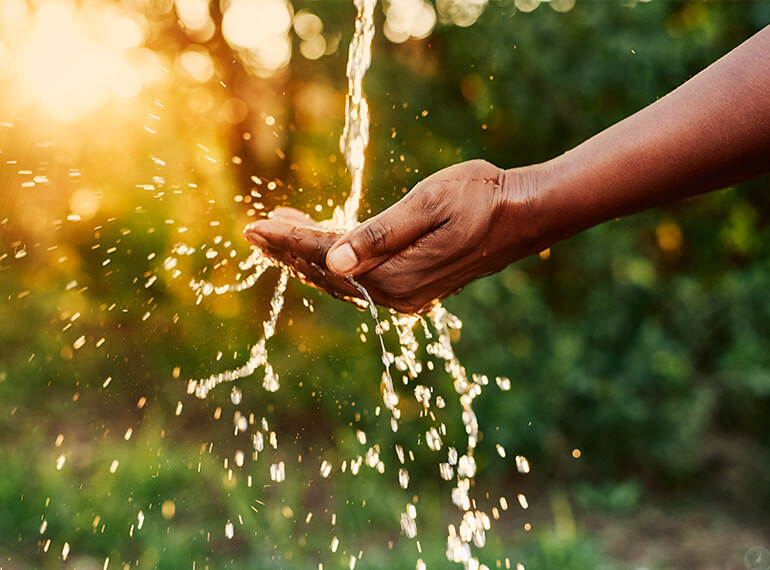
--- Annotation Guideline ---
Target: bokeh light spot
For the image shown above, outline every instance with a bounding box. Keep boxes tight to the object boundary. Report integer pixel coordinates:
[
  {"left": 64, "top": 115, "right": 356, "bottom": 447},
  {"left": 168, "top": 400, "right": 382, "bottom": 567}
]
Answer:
[
  {"left": 294, "top": 10, "right": 323, "bottom": 41},
  {"left": 18, "top": 1, "right": 149, "bottom": 122},
  {"left": 178, "top": 45, "right": 215, "bottom": 83},
  {"left": 69, "top": 189, "right": 101, "bottom": 221}
]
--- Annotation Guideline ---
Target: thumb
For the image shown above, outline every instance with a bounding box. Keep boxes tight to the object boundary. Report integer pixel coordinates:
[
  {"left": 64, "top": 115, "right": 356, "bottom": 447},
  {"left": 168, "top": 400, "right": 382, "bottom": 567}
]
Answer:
[{"left": 326, "top": 190, "right": 439, "bottom": 276}]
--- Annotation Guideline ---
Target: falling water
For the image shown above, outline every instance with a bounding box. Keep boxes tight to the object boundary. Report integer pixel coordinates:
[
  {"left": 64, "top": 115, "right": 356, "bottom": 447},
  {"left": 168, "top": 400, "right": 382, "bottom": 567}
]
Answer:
[
  {"left": 335, "top": 0, "right": 377, "bottom": 230},
  {"left": 161, "top": 1, "right": 524, "bottom": 567},
  {"left": 346, "top": 275, "right": 400, "bottom": 432},
  {"left": 0, "top": 2, "right": 534, "bottom": 568},
  {"left": 178, "top": 0, "right": 379, "bottom": 400}
]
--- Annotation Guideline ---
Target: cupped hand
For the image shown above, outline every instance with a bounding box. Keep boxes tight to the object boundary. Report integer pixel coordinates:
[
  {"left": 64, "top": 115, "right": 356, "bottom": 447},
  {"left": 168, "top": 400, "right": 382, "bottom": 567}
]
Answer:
[
  {"left": 245, "top": 160, "right": 549, "bottom": 313},
  {"left": 243, "top": 207, "right": 365, "bottom": 305}
]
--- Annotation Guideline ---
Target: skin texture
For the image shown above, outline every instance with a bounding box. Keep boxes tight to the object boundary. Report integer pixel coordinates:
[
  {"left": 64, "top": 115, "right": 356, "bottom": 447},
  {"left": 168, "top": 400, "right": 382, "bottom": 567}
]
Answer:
[
  {"left": 245, "top": 162, "right": 548, "bottom": 312},
  {"left": 245, "top": 26, "right": 770, "bottom": 314}
]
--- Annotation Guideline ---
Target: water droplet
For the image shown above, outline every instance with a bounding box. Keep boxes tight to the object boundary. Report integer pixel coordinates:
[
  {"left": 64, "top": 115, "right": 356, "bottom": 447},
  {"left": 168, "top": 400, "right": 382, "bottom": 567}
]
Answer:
[
  {"left": 398, "top": 468, "right": 409, "bottom": 489},
  {"left": 400, "top": 506, "right": 417, "bottom": 539},
  {"left": 270, "top": 461, "right": 286, "bottom": 482},
  {"left": 426, "top": 427, "right": 442, "bottom": 451}
]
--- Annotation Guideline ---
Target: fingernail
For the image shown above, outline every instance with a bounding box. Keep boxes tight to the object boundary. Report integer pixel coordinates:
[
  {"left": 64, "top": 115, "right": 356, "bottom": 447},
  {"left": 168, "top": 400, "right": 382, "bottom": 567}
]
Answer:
[
  {"left": 243, "top": 226, "right": 267, "bottom": 247},
  {"left": 327, "top": 243, "right": 358, "bottom": 274}
]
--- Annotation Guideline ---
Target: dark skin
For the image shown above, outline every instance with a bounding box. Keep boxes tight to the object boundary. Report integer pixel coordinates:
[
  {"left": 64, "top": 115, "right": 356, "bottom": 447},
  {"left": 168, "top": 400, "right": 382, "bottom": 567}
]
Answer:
[
  {"left": 245, "top": 26, "right": 770, "bottom": 314},
  {"left": 243, "top": 207, "right": 364, "bottom": 305},
  {"left": 244, "top": 162, "right": 547, "bottom": 312}
]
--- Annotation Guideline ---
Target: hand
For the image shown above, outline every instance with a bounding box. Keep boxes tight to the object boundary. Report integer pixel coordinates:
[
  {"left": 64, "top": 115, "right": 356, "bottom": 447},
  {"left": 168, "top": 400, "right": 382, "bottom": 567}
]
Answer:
[
  {"left": 323, "top": 160, "right": 549, "bottom": 312},
  {"left": 245, "top": 160, "right": 550, "bottom": 313},
  {"left": 243, "top": 207, "right": 365, "bottom": 305},
  {"left": 245, "top": 27, "right": 770, "bottom": 314}
]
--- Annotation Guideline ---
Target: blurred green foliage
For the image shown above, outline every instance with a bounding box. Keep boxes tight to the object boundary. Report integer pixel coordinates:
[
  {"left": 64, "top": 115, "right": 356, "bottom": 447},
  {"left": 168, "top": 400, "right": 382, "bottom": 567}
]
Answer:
[{"left": 1, "top": 0, "right": 769, "bottom": 568}]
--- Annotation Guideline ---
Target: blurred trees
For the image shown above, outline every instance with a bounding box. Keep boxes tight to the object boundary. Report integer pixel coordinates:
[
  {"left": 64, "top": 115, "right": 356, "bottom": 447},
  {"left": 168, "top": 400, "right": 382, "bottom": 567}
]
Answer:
[{"left": 1, "top": 0, "right": 769, "bottom": 567}]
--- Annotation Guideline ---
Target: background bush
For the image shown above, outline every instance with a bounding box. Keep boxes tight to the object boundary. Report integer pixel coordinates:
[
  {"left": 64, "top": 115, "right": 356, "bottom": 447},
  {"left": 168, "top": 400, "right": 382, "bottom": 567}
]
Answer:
[{"left": 1, "top": 1, "right": 768, "bottom": 567}]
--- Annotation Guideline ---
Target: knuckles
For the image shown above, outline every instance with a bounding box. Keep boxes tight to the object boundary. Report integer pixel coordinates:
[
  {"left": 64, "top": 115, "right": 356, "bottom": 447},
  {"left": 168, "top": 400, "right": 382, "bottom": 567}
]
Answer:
[{"left": 359, "top": 219, "right": 392, "bottom": 256}]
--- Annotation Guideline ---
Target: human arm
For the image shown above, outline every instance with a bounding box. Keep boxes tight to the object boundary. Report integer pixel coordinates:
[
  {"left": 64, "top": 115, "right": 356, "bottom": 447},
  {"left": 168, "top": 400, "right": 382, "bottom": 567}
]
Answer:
[
  {"left": 245, "top": 26, "right": 770, "bottom": 313},
  {"left": 532, "top": 24, "right": 770, "bottom": 246}
]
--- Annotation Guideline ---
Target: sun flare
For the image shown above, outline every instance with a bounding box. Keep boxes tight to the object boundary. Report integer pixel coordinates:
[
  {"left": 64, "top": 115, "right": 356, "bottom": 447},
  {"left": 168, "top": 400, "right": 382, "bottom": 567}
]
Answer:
[{"left": 17, "top": 1, "right": 150, "bottom": 123}]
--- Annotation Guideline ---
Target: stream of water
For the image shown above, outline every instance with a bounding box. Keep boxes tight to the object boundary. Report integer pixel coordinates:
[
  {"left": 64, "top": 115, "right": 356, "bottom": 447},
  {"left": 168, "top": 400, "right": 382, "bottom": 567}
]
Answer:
[
  {"left": 0, "top": 1, "right": 526, "bottom": 566},
  {"left": 163, "top": 2, "right": 527, "bottom": 568}
]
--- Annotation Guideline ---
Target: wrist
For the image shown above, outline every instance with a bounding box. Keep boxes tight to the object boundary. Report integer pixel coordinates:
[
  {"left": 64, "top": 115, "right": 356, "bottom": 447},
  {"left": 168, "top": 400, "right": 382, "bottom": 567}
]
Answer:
[
  {"left": 499, "top": 161, "right": 563, "bottom": 258},
  {"left": 515, "top": 151, "right": 610, "bottom": 252}
]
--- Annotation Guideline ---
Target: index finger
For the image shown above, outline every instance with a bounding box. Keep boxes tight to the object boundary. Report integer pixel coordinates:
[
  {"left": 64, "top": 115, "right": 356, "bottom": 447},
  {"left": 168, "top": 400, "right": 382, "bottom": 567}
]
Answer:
[{"left": 244, "top": 219, "right": 363, "bottom": 302}]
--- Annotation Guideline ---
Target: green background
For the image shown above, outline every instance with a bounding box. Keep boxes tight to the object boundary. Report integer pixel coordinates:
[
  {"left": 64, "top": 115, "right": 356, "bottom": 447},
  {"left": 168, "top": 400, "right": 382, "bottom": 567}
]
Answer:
[{"left": 1, "top": 1, "right": 769, "bottom": 568}]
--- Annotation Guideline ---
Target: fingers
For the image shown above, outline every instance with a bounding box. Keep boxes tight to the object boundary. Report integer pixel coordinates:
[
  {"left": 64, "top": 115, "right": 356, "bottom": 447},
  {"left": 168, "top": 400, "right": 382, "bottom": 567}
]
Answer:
[
  {"left": 326, "top": 188, "right": 442, "bottom": 276},
  {"left": 269, "top": 207, "right": 319, "bottom": 229},
  {"left": 354, "top": 232, "right": 466, "bottom": 312},
  {"left": 244, "top": 219, "right": 365, "bottom": 302},
  {"left": 244, "top": 219, "right": 339, "bottom": 267},
  {"left": 244, "top": 218, "right": 446, "bottom": 313}
]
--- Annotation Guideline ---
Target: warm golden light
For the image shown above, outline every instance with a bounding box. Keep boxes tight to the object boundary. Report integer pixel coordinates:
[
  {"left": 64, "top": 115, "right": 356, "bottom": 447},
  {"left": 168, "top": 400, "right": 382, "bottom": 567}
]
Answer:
[
  {"left": 175, "top": 0, "right": 215, "bottom": 40},
  {"left": 18, "top": 1, "right": 149, "bottom": 122},
  {"left": 223, "top": 0, "right": 292, "bottom": 49},
  {"left": 177, "top": 45, "right": 215, "bottom": 83},
  {"left": 294, "top": 10, "right": 327, "bottom": 60},
  {"left": 656, "top": 222, "right": 683, "bottom": 253},
  {"left": 384, "top": 0, "right": 436, "bottom": 43},
  {"left": 222, "top": 0, "right": 293, "bottom": 77},
  {"left": 293, "top": 11, "right": 323, "bottom": 41},
  {"left": 69, "top": 188, "right": 101, "bottom": 221},
  {"left": 0, "top": 0, "right": 28, "bottom": 29}
]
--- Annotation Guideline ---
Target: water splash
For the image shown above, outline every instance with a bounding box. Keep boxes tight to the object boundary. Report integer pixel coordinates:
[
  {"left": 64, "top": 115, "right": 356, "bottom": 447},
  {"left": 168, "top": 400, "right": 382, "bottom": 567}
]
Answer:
[
  {"left": 347, "top": 276, "right": 400, "bottom": 432},
  {"left": 186, "top": 268, "right": 289, "bottom": 399},
  {"left": 347, "top": 275, "right": 506, "bottom": 568},
  {"left": 335, "top": 0, "right": 378, "bottom": 230},
  {"left": 165, "top": 0, "right": 518, "bottom": 566}
]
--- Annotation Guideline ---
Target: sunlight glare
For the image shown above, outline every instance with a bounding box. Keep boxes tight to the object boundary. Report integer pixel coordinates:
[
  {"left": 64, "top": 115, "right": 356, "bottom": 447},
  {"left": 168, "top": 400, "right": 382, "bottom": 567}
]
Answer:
[
  {"left": 222, "top": 0, "right": 293, "bottom": 77},
  {"left": 0, "top": 0, "right": 28, "bottom": 29},
  {"left": 19, "top": 1, "right": 149, "bottom": 122},
  {"left": 0, "top": 44, "right": 9, "bottom": 81},
  {"left": 175, "top": 0, "right": 215, "bottom": 40},
  {"left": 223, "top": 0, "right": 292, "bottom": 49},
  {"left": 293, "top": 11, "right": 323, "bottom": 41},
  {"left": 178, "top": 45, "right": 215, "bottom": 83},
  {"left": 69, "top": 188, "right": 100, "bottom": 221},
  {"left": 106, "top": 16, "right": 146, "bottom": 51}
]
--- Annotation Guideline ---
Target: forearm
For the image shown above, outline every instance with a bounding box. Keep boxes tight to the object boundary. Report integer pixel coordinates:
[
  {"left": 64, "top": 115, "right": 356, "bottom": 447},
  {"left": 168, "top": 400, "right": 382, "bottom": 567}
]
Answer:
[{"left": 532, "top": 25, "right": 770, "bottom": 244}]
